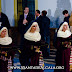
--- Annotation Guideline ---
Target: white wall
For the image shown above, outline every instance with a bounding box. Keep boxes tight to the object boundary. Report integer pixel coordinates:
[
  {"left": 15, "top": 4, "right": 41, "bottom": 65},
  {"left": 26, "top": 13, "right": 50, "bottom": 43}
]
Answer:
[
  {"left": 38, "top": 0, "right": 72, "bottom": 28},
  {"left": 1, "top": 0, "right": 15, "bottom": 26},
  {"left": 38, "top": 0, "right": 57, "bottom": 16},
  {"left": 38, "top": 0, "right": 72, "bottom": 17}
]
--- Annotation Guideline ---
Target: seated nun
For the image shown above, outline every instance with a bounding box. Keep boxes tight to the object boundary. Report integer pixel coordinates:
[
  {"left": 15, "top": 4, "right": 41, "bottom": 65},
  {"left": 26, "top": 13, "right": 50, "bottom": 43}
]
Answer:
[
  {"left": 19, "top": 22, "right": 44, "bottom": 72},
  {"left": 54, "top": 22, "right": 72, "bottom": 72},
  {"left": 0, "top": 27, "right": 15, "bottom": 72}
]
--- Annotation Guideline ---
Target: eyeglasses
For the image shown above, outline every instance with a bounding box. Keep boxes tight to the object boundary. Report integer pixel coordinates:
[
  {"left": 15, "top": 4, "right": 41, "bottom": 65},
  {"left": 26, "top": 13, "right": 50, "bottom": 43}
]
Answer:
[{"left": 32, "top": 26, "right": 37, "bottom": 27}]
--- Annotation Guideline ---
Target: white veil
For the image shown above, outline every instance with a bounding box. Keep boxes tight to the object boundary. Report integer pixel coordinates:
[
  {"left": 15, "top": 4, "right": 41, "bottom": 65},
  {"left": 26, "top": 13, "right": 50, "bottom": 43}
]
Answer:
[
  {"left": 24, "top": 22, "right": 41, "bottom": 42},
  {"left": 0, "top": 27, "right": 12, "bottom": 45},
  {"left": 57, "top": 22, "right": 71, "bottom": 38}
]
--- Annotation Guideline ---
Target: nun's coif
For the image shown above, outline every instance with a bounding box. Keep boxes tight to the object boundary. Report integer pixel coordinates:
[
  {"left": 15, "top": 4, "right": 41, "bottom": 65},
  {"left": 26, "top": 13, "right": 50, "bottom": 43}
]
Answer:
[
  {"left": 0, "top": 27, "right": 12, "bottom": 45},
  {"left": 24, "top": 22, "right": 41, "bottom": 42},
  {"left": 57, "top": 22, "right": 71, "bottom": 38}
]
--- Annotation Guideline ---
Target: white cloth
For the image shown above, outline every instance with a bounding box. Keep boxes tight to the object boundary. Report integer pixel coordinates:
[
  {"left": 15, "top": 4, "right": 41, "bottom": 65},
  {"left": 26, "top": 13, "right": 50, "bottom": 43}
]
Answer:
[
  {"left": 57, "top": 22, "right": 71, "bottom": 38},
  {"left": 0, "top": 37, "right": 12, "bottom": 45},
  {"left": 24, "top": 22, "right": 41, "bottom": 42},
  {"left": 0, "top": 27, "right": 12, "bottom": 45}
]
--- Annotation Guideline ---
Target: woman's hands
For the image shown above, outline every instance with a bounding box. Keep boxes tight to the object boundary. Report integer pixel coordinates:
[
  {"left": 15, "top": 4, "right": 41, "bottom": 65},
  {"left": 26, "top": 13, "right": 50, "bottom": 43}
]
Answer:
[
  {"left": 1, "top": 51, "right": 7, "bottom": 54},
  {"left": 34, "top": 46, "right": 41, "bottom": 52}
]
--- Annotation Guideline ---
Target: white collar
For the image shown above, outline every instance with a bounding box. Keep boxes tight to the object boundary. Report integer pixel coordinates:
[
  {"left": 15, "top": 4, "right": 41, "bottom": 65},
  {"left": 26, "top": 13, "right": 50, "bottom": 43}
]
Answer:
[
  {"left": 38, "top": 15, "right": 40, "bottom": 17},
  {"left": 57, "top": 30, "right": 71, "bottom": 38},
  {"left": 0, "top": 37, "right": 12, "bottom": 45},
  {"left": 24, "top": 32, "right": 41, "bottom": 42},
  {"left": 24, "top": 13, "right": 28, "bottom": 15}
]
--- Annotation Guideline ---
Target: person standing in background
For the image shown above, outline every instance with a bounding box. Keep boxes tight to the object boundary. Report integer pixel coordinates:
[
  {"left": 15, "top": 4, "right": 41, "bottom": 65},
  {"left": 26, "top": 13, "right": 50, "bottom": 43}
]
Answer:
[
  {"left": 63, "top": 10, "right": 70, "bottom": 24},
  {"left": 40, "top": 10, "right": 50, "bottom": 58},
  {"left": 18, "top": 7, "right": 34, "bottom": 35},
  {"left": 18, "top": 7, "right": 34, "bottom": 50},
  {"left": 0, "top": 12, "right": 10, "bottom": 30},
  {"left": 35, "top": 10, "right": 41, "bottom": 19},
  {"left": 35, "top": 10, "right": 42, "bottom": 31}
]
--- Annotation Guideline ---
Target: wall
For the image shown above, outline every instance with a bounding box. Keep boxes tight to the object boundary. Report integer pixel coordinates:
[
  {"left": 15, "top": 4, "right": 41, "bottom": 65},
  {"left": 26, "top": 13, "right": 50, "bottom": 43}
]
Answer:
[{"left": 38, "top": 0, "right": 72, "bottom": 28}]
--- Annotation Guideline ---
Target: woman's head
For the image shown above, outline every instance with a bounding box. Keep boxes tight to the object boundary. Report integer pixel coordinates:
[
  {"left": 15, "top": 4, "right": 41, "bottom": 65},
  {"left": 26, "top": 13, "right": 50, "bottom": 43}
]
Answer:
[
  {"left": 62, "top": 23, "right": 68, "bottom": 32},
  {"left": 30, "top": 25, "right": 37, "bottom": 33},
  {"left": 58, "top": 22, "right": 69, "bottom": 32},
  {"left": 1, "top": 29, "right": 7, "bottom": 38},
  {"left": 29, "top": 22, "right": 39, "bottom": 33},
  {"left": 0, "top": 27, "right": 8, "bottom": 38}
]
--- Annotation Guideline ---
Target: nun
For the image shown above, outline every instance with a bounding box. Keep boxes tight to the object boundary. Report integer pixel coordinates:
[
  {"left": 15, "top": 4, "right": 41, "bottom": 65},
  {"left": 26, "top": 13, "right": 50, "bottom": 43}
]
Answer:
[
  {"left": 0, "top": 27, "right": 15, "bottom": 72},
  {"left": 54, "top": 22, "right": 72, "bottom": 72},
  {"left": 19, "top": 22, "right": 44, "bottom": 72}
]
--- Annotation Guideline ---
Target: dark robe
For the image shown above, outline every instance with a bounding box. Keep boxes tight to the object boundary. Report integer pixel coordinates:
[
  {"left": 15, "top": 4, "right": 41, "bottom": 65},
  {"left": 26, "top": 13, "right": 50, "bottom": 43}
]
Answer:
[
  {"left": 35, "top": 15, "right": 50, "bottom": 57},
  {"left": 35, "top": 15, "right": 50, "bottom": 37},
  {"left": 30, "top": 52, "right": 43, "bottom": 72},
  {"left": 35, "top": 15, "right": 42, "bottom": 30},
  {"left": 39, "top": 16, "right": 50, "bottom": 57},
  {"left": 64, "top": 15, "right": 70, "bottom": 24},
  {"left": 19, "top": 39, "right": 44, "bottom": 72},
  {"left": 18, "top": 13, "right": 34, "bottom": 35},
  {"left": 40, "top": 16, "right": 50, "bottom": 37},
  {"left": 0, "top": 12, "right": 10, "bottom": 29},
  {"left": 0, "top": 44, "right": 15, "bottom": 72},
  {"left": 54, "top": 36, "right": 71, "bottom": 72}
]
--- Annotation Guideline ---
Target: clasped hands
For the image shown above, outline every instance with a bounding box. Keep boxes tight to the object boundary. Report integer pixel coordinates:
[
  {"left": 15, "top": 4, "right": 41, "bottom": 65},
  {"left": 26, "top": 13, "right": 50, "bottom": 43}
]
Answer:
[
  {"left": 34, "top": 46, "right": 40, "bottom": 52},
  {"left": 23, "top": 19, "right": 28, "bottom": 25}
]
